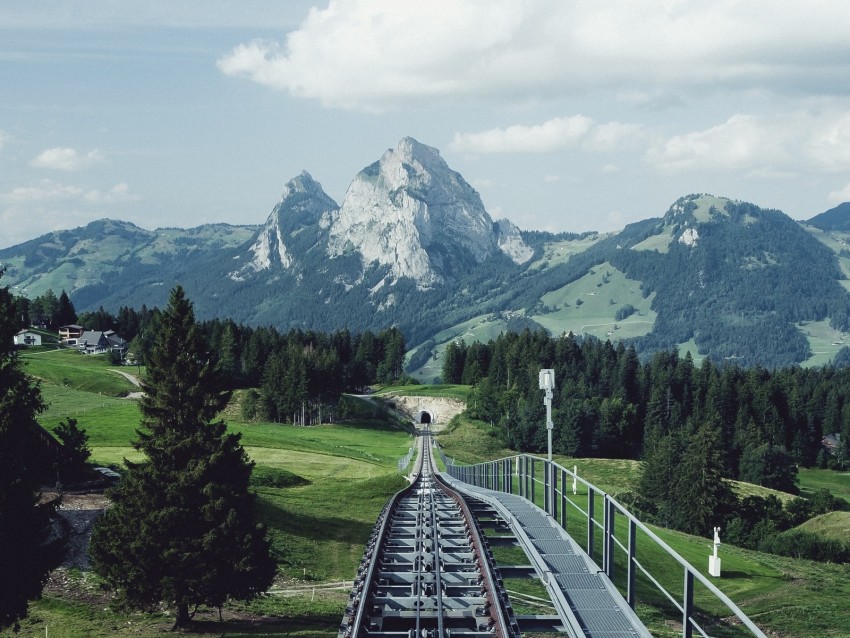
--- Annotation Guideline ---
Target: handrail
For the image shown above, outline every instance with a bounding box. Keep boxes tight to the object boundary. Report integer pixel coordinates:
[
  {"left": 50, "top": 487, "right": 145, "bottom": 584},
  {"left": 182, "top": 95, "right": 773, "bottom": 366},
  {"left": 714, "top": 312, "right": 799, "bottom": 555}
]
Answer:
[{"left": 434, "top": 444, "right": 767, "bottom": 638}]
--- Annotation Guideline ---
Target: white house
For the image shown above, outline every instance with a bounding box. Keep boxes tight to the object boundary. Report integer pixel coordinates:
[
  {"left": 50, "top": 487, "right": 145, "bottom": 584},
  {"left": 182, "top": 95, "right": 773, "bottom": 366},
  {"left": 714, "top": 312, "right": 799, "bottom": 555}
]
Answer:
[
  {"left": 13, "top": 330, "right": 42, "bottom": 347},
  {"left": 78, "top": 330, "right": 128, "bottom": 356}
]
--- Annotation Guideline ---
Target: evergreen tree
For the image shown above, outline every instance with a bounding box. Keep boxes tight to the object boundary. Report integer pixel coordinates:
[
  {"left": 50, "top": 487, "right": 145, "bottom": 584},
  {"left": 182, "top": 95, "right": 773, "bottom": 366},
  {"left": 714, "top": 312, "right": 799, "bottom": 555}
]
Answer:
[
  {"left": 0, "top": 273, "right": 62, "bottom": 631},
  {"left": 89, "top": 286, "right": 274, "bottom": 629},
  {"left": 55, "top": 289, "right": 77, "bottom": 327},
  {"left": 672, "top": 418, "right": 737, "bottom": 535},
  {"left": 55, "top": 417, "right": 91, "bottom": 483},
  {"left": 739, "top": 443, "right": 799, "bottom": 494}
]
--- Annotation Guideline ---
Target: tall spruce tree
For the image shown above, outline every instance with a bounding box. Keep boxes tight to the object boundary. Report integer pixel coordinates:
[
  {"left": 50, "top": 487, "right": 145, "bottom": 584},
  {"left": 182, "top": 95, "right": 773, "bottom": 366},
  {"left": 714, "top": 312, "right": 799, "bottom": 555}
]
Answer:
[
  {"left": 89, "top": 286, "right": 274, "bottom": 629},
  {"left": 0, "top": 272, "right": 62, "bottom": 631}
]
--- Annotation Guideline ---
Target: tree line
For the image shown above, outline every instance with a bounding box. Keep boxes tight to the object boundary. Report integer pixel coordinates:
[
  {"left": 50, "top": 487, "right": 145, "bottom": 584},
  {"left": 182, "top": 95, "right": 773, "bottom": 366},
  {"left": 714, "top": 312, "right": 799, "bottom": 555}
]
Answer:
[
  {"left": 444, "top": 330, "right": 850, "bottom": 470},
  {"left": 16, "top": 289, "right": 408, "bottom": 425}
]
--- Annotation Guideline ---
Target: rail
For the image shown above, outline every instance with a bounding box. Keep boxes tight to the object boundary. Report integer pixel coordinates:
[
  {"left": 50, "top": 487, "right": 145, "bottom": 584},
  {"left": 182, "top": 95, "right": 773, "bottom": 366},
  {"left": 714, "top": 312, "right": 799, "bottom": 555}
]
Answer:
[
  {"left": 435, "top": 444, "right": 768, "bottom": 638},
  {"left": 339, "top": 431, "right": 520, "bottom": 638}
]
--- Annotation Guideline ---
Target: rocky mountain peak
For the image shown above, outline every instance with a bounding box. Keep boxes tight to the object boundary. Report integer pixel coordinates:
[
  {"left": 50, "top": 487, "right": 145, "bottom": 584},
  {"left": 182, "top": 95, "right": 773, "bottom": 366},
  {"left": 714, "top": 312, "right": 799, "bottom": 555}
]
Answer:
[
  {"left": 327, "top": 137, "right": 531, "bottom": 289},
  {"left": 230, "top": 172, "right": 338, "bottom": 281}
]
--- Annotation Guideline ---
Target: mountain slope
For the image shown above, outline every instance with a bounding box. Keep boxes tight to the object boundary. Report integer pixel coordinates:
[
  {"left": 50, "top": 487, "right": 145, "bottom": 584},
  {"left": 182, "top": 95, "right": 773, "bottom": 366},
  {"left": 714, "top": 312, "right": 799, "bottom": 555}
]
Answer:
[
  {"left": 0, "top": 220, "right": 257, "bottom": 303},
  {"left": 807, "top": 202, "right": 850, "bottom": 231}
]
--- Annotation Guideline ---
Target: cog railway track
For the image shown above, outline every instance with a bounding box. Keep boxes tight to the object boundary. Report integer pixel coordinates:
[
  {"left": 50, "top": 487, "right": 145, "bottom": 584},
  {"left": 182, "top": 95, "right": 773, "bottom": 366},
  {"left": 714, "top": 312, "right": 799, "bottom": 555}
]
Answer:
[{"left": 339, "top": 431, "right": 521, "bottom": 638}]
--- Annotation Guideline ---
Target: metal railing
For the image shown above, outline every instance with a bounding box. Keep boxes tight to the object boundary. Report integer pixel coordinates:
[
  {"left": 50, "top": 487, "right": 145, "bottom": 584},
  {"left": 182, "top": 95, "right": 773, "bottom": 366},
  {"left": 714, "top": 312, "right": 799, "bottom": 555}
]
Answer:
[
  {"left": 435, "top": 444, "right": 767, "bottom": 638},
  {"left": 397, "top": 446, "right": 415, "bottom": 472}
]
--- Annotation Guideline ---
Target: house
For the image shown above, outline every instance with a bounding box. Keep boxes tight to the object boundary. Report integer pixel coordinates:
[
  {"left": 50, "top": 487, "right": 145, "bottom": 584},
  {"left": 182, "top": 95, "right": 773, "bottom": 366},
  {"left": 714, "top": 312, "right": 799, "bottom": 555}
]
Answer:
[
  {"left": 78, "top": 330, "right": 128, "bottom": 357},
  {"left": 13, "top": 329, "right": 42, "bottom": 347},
  {"left": 59, "top": 324, "right": 85, "bottom": 345}
]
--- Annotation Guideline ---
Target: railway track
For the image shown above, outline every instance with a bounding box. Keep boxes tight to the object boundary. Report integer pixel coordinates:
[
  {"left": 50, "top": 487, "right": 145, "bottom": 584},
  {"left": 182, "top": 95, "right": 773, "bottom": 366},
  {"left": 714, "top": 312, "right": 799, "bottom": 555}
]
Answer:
[{"left": 339, "top": 431, "right": 521, "bottom": 638}]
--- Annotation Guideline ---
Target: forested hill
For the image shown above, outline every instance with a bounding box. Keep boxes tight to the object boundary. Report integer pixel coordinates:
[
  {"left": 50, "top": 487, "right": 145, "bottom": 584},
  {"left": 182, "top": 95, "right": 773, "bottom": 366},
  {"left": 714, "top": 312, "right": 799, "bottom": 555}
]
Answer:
[
  {"left": 807, "top": 202, "right": 850, "bottom": 231},
  {"left": 607, "top": 196, "right": 850, "bottom": 366}
]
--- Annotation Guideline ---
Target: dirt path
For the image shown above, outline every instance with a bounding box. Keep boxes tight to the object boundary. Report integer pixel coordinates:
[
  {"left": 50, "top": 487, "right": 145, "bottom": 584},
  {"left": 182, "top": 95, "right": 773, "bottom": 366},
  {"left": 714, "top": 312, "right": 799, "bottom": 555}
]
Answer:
[{"left": 110, "top": 369, "right": 142, "bottom": 387}]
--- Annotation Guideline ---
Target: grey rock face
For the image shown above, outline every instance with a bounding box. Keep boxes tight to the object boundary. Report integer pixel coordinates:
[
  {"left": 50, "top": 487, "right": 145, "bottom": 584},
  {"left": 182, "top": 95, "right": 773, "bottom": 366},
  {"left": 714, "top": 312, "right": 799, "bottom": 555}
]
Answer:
[
  {"left": 231, "top": 171, "right": 338, "bottom": 280},
  {"left": 327, "top": 137, "right": 531, "bottom": 288}
]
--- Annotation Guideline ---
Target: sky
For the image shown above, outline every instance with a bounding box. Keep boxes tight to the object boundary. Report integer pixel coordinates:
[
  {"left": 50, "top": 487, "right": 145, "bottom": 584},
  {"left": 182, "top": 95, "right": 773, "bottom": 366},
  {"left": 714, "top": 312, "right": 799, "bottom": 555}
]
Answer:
[{"left": 3, "top": 1, "right": 850, "bottom": 249}]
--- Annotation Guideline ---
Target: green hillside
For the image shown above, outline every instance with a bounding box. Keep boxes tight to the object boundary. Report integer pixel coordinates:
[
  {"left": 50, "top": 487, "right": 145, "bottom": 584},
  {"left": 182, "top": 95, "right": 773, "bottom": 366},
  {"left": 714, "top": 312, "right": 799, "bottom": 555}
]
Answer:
[
  {"left": 530, "top": 261, "right": 656, "bottom": 340},
  {"left": 10, "top": 352, "right": 413, "bottom": 637},
  {"left": 796, "top": 511, "right": 850, "bottom": 543}
]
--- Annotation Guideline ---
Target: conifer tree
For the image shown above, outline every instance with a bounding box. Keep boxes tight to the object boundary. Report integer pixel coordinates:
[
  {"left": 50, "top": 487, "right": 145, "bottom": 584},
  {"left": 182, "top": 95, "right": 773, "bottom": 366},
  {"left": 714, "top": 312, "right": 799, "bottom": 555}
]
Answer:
[
  {"left": 55, "top": 289, "right": 77, "bottom": 327},
  {"left": 89, "top": 286, "right": 274, "bottom": 629},
  {"left": 0, "top": 272, "right": 62, "bottom": 631}
]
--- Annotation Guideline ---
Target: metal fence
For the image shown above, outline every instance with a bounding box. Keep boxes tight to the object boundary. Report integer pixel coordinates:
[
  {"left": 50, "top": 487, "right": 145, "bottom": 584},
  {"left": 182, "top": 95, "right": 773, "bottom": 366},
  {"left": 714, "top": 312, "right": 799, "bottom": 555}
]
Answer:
[
  {"left": 397, "top": 447, "right": 415, "bottom": 472},
  {"left": 434, "top": 444, "right": 767, "bottom": 638}
]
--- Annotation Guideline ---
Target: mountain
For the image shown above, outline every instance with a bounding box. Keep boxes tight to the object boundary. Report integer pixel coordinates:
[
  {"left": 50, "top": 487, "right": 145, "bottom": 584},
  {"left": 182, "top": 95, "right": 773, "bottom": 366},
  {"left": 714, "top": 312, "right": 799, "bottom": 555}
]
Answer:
[
  {"left": 326, "top": 137, "right": 531, "bottom": 289},
  {"left": 807, "top": 202, "right": 850, "bottom": 231},
  {"left": 229, "top": 171, "right": 338, "bottom": 281},
  {"left": 0, "top": 220, "right": 257, "bottom": 308},
  {"left": 3, "top": 138, "right": 850, "bottom": 370}
]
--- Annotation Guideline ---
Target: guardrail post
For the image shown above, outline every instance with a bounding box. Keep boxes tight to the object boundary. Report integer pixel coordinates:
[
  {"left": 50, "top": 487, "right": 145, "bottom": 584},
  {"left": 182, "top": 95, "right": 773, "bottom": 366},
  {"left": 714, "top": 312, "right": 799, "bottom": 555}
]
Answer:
[
  {"left": 603, "top": 495, "right": 611, "bottom": 575},
  {"left": 587, "top": 488, "right": 595, "bottom": 562},
  {"left": 607, "top": 498, "right": 616, "bottom": 580},
  {"left": 543, "top": 460, "right": 550, "bottom": 513},
  {"left": 530, "top": 459, "right": 535, "bottom": 505},
  {"left": 683, "top": 570, "right": 694, "bottom": 638},
  {"left": 551, "top": 462, "right": 557, "bottom": 520},
  {"left": 627, "top": 519, "right": 636, "bottom": 608},
  {"left": 519, "top": 457, "right": 524, "bottom": 497},
  {"left": 560, "top": 468, "right": 567, "bottom": 531}
]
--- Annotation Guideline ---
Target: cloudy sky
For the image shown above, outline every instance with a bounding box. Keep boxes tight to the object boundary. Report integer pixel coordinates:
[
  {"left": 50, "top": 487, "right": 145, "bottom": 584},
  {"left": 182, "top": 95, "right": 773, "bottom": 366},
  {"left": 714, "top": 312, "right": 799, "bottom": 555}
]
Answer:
[{"left": 3, "top": 1, "right": 850, "bottom": 249}]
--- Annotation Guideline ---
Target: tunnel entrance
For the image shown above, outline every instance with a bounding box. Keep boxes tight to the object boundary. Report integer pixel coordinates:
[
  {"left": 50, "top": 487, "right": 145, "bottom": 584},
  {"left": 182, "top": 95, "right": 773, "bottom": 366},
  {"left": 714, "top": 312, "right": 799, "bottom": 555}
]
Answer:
[{"left": 419, "top": 411, "right": 433, "bottom": 424}]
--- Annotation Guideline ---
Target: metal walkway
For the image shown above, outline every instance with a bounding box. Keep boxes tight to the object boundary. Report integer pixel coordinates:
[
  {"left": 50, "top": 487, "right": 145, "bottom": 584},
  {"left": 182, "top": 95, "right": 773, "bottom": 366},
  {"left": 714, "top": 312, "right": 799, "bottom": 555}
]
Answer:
[{"left": 440, "top": 471, "right": 651, "bottom": 638}]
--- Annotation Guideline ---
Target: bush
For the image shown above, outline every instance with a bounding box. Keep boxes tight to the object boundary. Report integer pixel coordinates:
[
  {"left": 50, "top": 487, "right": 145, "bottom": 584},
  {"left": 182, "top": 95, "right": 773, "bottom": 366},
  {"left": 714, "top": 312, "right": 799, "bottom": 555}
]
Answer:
[
  {"left": 759, "top": 529, "right": 850, "bottom": 563},
  {"left": 249, "top": 466, "right": 309, "bottom": 489}
]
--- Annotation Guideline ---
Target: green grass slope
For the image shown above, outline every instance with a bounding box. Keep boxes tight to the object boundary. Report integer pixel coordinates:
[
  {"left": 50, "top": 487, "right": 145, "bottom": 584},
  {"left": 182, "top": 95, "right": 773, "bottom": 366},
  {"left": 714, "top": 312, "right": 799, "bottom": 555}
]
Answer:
[{"left": 4, "top": 355, "right": 415, "bottom": 637}]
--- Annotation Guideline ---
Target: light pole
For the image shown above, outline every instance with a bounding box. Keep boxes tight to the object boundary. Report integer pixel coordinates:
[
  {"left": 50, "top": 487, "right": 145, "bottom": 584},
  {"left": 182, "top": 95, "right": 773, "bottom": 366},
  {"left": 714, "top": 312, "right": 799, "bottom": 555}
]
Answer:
[{"left": 539, "top": 369, "right": 555, "bottom": 513}]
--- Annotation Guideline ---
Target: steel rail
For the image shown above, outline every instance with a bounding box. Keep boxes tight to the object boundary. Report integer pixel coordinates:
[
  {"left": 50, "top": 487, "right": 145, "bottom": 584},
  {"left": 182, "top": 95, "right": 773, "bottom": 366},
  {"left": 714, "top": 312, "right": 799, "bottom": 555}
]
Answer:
[{"left": 338, "top": 430, "right": 520, "bottom": 638}]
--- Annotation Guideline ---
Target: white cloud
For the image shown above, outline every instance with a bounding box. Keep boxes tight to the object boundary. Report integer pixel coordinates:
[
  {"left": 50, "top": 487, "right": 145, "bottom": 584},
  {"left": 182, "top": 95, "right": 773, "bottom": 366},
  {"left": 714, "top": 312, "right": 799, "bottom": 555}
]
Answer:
[
  {"left": 218, "top": 1, "right": 850, "bottom": 111},
  {"left": 450, "top": 116, "right": 594, "bottom": 154},
  {"left": 0, "top": 179, "right": 137, "bottom": 205},
  {"left": 449, "top": 115, "right": 647, "bottom": 155},
  {"left": 828, "top": 183, "right": 850, "bottom": 204},
  {"left": 83, "top": 183, "right": 140, "bottom": 204},
  {"left": 1, "top": 180, "right": 84, "bottom": 203},
  {"left": 0, "top": 180, "right": 141, "bottom": 249},
  {"left": 544, "top": 175, "right": 561, "bottom": 183},
  {"left": 0, "top": 130, "right": 8, "bottom": 151},
  {"left": 30, "top": 147, "right": 104, "bottom": 171},
  {"left": 645, "top": 109, "right": 850, "bottom": 175},
  {"left": 644, "top": 114, "right": 782, "bottom": 172}
]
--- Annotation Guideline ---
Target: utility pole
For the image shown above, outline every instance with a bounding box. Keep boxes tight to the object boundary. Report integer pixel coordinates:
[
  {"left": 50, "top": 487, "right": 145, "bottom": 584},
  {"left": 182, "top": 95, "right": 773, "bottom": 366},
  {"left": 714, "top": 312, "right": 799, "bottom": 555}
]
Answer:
[{"left": 539, "top": 369, "right": 555, "bottom": 513}]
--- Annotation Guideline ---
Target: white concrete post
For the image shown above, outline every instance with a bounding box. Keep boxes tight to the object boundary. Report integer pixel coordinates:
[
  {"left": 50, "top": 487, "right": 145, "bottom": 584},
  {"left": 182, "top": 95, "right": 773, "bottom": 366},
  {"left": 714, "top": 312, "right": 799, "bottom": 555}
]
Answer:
[{"left": 709, "top": 526, "right": 722, "bottom": 577}]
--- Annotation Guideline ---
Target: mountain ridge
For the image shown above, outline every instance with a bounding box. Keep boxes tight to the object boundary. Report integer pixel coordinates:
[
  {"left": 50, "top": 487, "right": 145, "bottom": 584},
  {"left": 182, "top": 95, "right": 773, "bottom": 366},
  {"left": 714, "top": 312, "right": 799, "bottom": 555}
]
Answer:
[{"left": 3, "top": 139, "right": 850, "bottom": 369}]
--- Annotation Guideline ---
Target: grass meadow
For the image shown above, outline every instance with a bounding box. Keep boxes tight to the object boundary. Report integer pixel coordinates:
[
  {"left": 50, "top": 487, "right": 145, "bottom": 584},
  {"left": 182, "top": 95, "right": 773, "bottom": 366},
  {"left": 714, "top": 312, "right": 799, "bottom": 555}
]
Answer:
[{"left": 7, "top": 351, "right": 415, "bottom": 638}]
